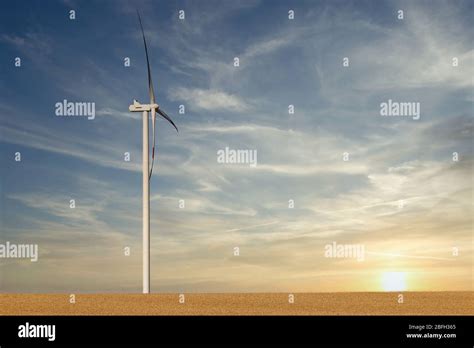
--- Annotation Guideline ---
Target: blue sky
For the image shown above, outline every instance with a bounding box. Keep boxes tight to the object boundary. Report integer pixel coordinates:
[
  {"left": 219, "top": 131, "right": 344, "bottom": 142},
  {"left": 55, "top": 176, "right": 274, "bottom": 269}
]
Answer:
[{"left": 0, "top": 0, "right": 472, "bottom": 292}]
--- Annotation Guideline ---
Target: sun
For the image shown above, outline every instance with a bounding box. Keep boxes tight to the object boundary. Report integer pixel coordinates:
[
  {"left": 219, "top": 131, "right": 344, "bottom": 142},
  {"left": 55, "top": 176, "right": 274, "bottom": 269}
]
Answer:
[{"left": 381, "top": 272, "right": 407, "bottom": 291}]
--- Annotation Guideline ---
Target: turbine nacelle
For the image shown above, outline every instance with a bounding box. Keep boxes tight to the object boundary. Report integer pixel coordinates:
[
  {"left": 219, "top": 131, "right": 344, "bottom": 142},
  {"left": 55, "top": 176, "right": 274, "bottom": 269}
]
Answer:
[
  {"left": 129, "top": 99, "right": 178, "bottom": 133},
  {"left": 129, "top": 100, "right": 159, "bottom": 112}
]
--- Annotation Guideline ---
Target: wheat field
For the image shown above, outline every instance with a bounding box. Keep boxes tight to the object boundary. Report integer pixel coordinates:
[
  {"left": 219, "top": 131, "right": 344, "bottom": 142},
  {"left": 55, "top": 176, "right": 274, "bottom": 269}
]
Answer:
[{"left": 1, "top": 292, "right": 472, "bottom": 315}]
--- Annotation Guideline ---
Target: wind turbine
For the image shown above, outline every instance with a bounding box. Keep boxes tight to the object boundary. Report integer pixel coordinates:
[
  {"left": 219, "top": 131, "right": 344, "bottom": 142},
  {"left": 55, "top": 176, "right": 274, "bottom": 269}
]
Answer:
[{"left": 129, "top": 11, "right": 178, "bottom": 294}]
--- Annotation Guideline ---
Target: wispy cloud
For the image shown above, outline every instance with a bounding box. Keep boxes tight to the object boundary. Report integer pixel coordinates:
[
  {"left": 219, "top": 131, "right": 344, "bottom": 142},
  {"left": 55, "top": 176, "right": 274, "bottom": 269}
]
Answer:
[
  {"left": 169, "top": 87, "right": 250, "bottom": 112},
  {"left": 1, "top": 32, "right": 53, "bottom": 58},
  {"left": 96, "top": 107, "right": 140, "bottom": 120}
]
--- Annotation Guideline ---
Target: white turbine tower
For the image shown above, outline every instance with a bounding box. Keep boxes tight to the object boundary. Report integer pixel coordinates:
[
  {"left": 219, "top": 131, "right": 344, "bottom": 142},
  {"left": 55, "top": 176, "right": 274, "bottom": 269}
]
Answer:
[{"left": 129, "top": 11, "right": 178, "bottom": 294}]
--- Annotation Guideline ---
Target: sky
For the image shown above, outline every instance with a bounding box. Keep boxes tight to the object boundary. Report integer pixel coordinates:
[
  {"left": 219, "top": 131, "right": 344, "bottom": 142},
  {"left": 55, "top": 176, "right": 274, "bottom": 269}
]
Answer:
[{"left": 0, "top": 0, "right": 472, "bottom": 293}]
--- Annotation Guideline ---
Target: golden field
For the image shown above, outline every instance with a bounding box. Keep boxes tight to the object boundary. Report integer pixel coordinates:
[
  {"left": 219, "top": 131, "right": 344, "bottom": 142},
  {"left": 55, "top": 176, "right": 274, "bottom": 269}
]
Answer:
[{"left": 1, "top": 292, "right": 472, "bottom": 316}]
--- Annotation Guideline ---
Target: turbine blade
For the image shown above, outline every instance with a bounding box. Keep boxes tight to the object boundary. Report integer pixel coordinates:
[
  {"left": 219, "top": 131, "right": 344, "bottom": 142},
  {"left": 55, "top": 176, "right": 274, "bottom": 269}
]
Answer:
[
  {"left": 157, "top": 108, "right": 179, "bottom": 133},
  {"left": 149, "top": 108, "right": 156, "bottom": 180},
  {"left": 136, "top": 10, "right": 155, "bottom": 104}
]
